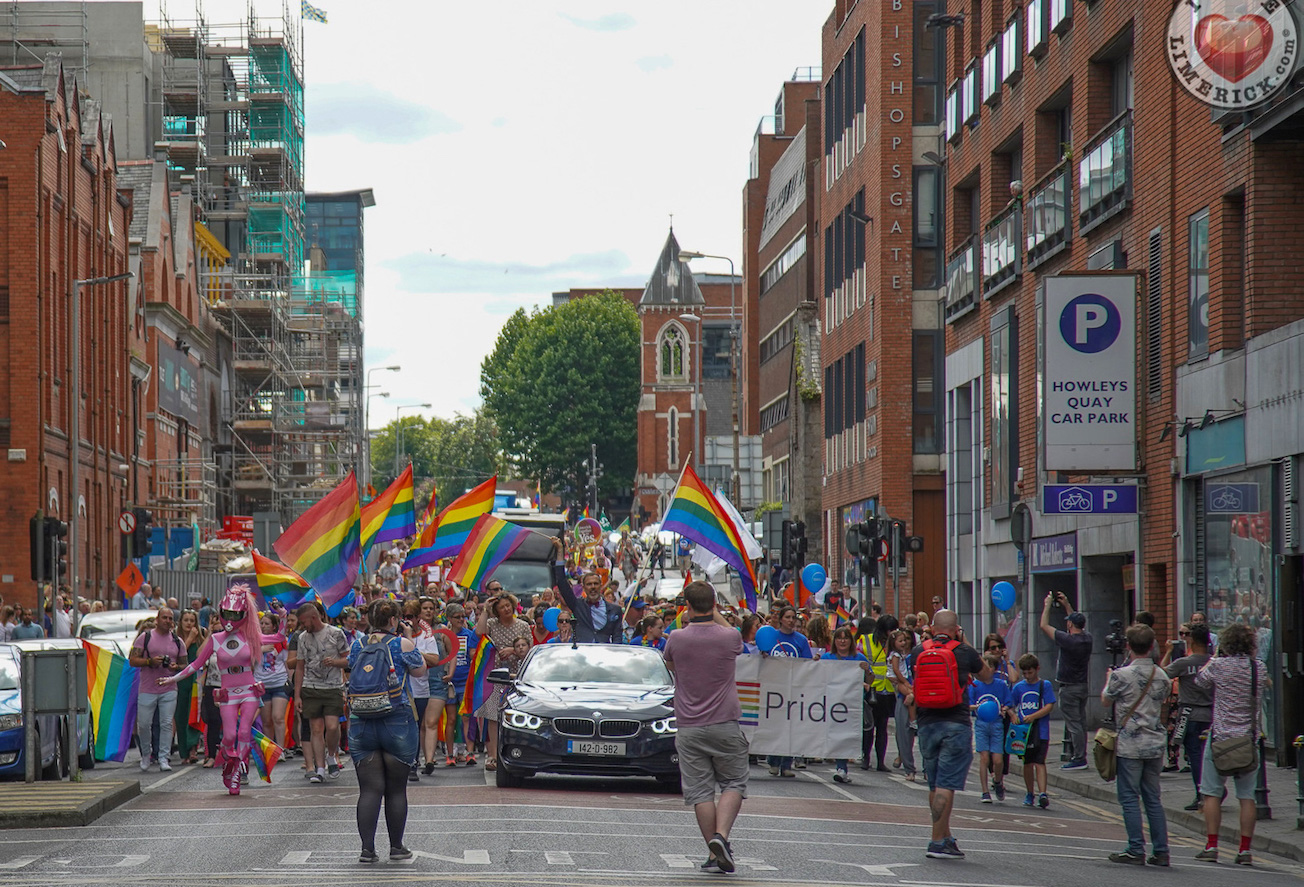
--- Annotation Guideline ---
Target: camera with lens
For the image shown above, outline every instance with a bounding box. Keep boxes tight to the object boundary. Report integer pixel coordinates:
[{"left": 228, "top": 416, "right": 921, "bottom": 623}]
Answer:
[
  {"left": 1104, "top": 619, "right": 1127, "bottom": 657},
  {"left": 160, "top": 655, "right": 174, "bottom": 669}
]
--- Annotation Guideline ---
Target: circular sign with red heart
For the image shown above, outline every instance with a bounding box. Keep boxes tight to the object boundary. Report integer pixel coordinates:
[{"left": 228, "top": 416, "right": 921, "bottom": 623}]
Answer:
[{"left": 1168, "top": 0, "right": 1300, "bottom": 110}]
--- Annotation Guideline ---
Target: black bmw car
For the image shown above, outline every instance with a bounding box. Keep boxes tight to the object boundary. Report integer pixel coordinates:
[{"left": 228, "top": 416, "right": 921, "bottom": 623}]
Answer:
[{"left": 490, "top": 643, "right": 680, "bottom": 789}]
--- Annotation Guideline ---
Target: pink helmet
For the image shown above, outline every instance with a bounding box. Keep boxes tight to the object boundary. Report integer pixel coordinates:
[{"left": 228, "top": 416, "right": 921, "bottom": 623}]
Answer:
[{"left": 219, "top": 582, "right": 253, "bottom": 626}]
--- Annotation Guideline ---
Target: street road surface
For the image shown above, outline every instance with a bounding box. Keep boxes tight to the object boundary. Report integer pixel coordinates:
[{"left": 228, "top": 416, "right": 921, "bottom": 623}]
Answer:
[{"left": 1, "top": 756, "right": 1300, "bottom": 886}]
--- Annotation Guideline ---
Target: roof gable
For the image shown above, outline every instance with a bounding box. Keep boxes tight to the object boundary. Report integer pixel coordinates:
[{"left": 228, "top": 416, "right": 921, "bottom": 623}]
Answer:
[{"left": 639, "top": 228, "right": 703, "bottom": 307}]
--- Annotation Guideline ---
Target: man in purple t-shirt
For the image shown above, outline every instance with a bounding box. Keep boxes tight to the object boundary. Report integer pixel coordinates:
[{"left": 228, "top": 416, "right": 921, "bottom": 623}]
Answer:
[
  {"left": 129, "top": 608, "right": 185, "bottom": 771},
  {"left": 663, "top": 580, "right": 747, "bottom": 874}
]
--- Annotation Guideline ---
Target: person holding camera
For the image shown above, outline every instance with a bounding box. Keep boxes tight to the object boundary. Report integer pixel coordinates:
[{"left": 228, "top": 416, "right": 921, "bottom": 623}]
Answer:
[
  {"left": 129, "top": 607, "right": 186, "bottom": 771},
  {"left": 1039, "top": 591, "right": 1092, "bottom": 770}
]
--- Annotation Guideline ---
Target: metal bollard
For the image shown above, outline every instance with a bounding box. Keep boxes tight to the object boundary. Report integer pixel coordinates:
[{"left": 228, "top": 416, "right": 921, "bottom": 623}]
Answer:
[
  {"left": 1255, "top": 735, "right": 1271, "bottom": 821},
  {"left": 1294, "top": 735, "right": 1304, "bottom": 830}
]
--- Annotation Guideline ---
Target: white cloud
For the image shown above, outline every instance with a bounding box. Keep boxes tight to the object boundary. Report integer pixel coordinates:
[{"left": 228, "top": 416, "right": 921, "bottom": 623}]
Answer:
[
  {"left": 559, "top": 11, "right": 636, "bottom": 31},
  {"left": 308, "top": 82, "right": 462, "bottom": 143},
  {"left": 635, "top": 54, "right": 673, "bottom": 72}
]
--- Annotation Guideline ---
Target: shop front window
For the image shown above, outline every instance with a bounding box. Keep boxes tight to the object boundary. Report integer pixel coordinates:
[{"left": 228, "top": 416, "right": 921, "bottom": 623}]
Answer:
[{"left": 1199, "top": 466, "right": 1275, "bottom": 744}]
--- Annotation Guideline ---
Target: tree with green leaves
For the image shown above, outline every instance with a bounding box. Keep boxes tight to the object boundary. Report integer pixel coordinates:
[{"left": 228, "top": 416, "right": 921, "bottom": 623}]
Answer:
[
  {"left": 369, "top": 409, "right": 503, "bottom": 510},
  {"left": 480, "top": 290, "right": 639, "bottom": 501}
]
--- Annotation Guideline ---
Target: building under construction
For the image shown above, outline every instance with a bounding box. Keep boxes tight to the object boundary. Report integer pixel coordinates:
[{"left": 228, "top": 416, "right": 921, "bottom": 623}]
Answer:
[{"left": 7, "top": 1, "right": 366, "bottom": 526}]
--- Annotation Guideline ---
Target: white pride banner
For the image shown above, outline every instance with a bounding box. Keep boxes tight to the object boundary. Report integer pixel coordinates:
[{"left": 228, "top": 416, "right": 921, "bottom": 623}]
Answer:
[{"left": 735, "top": 656, "right": 863, "bottom": 758}]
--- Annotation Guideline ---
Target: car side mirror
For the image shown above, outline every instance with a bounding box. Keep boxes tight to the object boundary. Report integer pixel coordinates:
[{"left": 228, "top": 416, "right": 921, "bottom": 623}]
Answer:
[{"left": 486, "top": 667, "right": 513, "bottom": 685}]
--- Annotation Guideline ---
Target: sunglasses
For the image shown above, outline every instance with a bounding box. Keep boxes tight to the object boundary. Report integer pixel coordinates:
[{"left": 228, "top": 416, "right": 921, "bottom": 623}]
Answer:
[{"left": 1179, "top": 631, "right": 1190, "bottom": 637}]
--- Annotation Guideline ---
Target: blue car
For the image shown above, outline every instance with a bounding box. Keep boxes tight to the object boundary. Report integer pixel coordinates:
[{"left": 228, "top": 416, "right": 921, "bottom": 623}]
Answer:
[{"left": 0, "top": 640, "right": 94, "bottom": 780}]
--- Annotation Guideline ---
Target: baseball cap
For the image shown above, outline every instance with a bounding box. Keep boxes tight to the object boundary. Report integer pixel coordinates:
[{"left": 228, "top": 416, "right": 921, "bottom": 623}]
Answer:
[
  {"left": 629, "top": 599, "right": 647, "bottom": 609},
  {"left": 1066, "top": 612, "right": 1086, "bottom": 627}
]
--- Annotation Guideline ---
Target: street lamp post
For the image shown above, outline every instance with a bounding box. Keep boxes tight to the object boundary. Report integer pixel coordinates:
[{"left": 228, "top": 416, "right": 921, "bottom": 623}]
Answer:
[
  {"left": 365, "top": 390, "right": 390, "bottom": 485},
  {"left": 679, "top": 250, "right": 740, "bottom": 503},
  {"left": 71, "top": 271, "right": 133, "bottom": 636},
  {"left": 678, "top": 313, "right": 703, "bottom": 477},
  {"left": 395, "top": 403, "right": 432, "bottom": 477},
  {"left": 364, "top": 365, "right": 400, "bottom": 487}
]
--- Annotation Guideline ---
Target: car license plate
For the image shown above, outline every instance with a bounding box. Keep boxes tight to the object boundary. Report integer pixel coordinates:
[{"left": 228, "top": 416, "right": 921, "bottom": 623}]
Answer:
[{"left": 567, "top": 740, "right": 625, "bottom": 756}]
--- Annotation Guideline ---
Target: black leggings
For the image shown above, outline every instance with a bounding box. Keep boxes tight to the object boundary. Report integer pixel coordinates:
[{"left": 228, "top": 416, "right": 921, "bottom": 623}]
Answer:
[
  {"left": 862, "top": 693, "right": 895, "bottom": 767},
  {"left": 355, "top": 750, "right": 410, "bottom": 853},
  {"left": 201, "top": 685, "right": 222, "bottom": 759}
]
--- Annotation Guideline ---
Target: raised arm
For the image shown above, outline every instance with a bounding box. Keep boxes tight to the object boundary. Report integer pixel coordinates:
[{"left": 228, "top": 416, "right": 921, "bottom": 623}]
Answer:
[
  {"left": 1039, "top": 592, "right": 1057, "bottom": 642},
  {"left": 159, "top": 632, "right": 216, "bottom": 686}
]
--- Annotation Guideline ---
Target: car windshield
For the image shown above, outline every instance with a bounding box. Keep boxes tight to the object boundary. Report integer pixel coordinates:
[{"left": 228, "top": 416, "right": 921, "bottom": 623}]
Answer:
[
  {"left": 0, "top": 652, "right": 18, "bottom": 691},
  {"left": 491, "top": 562, "right": 556, "bottom": 598},
  {"left": 520, "top": 645, "right": 671, "bottom": 687}
]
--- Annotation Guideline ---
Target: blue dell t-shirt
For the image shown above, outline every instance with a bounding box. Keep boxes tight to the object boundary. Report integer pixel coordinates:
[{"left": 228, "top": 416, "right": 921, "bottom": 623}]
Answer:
[{"left": 1010, "top": 679, "right": 1056, "bottom": 740}]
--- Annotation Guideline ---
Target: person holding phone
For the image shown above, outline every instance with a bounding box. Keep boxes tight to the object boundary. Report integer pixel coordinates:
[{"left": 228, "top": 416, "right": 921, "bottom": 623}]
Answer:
[{"left": 1040, "top": 591, "right": 1092, "bottom": 770}]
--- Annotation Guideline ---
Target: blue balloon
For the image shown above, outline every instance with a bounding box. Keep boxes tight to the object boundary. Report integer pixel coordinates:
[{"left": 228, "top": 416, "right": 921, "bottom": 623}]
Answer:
[
  {"left": 991, "top": 581, "right": 1016, "bottom": 612},
  {"left": 755, "top": 625, "right": 780, "bottom": 654},
  {"left": 801, "top": 563, "right": 827, "bottom": 592},
  {"left": 543, "top": 607, "right": 561, "bottom": 633},
  {"left": 977, "top": 699, "right": 1001, "bottom": 723}
]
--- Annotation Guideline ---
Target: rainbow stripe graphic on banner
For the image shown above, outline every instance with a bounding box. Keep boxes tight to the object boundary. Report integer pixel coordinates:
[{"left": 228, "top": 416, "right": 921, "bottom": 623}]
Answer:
[
  {"left": 272, "top": 471, "right": 361, "bottom": 608},
  {"left": 445, "top": 514, "right": 535, "bottom": 593},
  {"left": 361, "top": 463, "right": 416, "bottom": 553},
  {"left": 83, "top": 640, "right": 138, "bottom": 762},
  {"left": 660, "top": 465, "right": 758, "bottom": 611},
  {"left": 737, "top": 679, "right": 760, "bottom": 727},
  {"left": 252, "top": 551, "right": 312, "bottom": 606},
  {"left": 404, "top": 476, "right": 496, "bottom": 570},
  {"left": 248, "top": 727, "right": 284, "bottom": 783},
  {"left": 459, "top": 636, "right": 495, "bottom": 717}
]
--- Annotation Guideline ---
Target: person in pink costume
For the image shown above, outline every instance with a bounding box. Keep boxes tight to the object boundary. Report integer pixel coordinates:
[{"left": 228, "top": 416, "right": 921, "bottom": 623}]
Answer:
[{"left": 160, "top": 583, "right": 283, "bottom": 795}]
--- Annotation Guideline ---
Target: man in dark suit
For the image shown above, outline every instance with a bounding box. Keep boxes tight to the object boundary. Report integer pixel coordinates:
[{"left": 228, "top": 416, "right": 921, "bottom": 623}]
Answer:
[{"left": 551, "top": 539, "right": 623, "bottom": 643}]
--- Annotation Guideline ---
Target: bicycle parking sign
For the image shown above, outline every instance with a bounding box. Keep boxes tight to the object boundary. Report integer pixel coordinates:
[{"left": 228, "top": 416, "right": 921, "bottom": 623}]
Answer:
[
  {"left": 1042, "top": 484, "right": 1138, "bottom": 515},
  {"left": 1204, "top": 482, "right": 1259, "bottom": 514}
]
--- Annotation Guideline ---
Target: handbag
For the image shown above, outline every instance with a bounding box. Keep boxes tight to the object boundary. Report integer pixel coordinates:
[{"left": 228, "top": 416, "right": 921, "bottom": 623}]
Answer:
[
  {"left": 1093, "top": 663, "right": 1156, "bottom": 782},
  {"left": 1005, "top": 681, "right": 1045, "bottom": 758},
  {"left": 1211, "top": 660, "right": 1258, "bottom": 777}
]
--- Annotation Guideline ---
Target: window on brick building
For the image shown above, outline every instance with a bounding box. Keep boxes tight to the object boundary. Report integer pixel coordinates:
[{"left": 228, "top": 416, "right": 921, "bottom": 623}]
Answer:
[
  {"left": 914, "top": 331, "right": 943, "bottom": 453},
  {"left": 658, "top": 324, "right": 686, "bottom": 381},
  {"left": 667, "top": 407, "right": 679, "bottom": 469},
  {"left": 1188, "top": 209, "right": 1210, "bottom": 360},
  {"left": 915, "top": 168, "right": 942, "bottom": 288},
  {"left": 702, "top": 326, "right": 731, "bottom": 380},
  {"left": 1112, "top": 51, "right": 1134, "bottom": 114},
  {"left": 990, "top": 307, "right": 1017, "bottom": 514},
  {"left": 914, "top": 1, "right": 944, "bottom": 124}
]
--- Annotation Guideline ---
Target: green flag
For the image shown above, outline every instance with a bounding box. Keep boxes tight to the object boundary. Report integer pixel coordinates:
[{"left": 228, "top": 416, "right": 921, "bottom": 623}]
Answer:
[{"left": 187, "top": 518, "right": 200, "bottom": 571}]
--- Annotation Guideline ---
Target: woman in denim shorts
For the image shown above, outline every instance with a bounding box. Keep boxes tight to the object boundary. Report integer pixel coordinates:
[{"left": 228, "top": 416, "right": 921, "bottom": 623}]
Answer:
[
  {"left": 419, "top": 627, "right": 455, "bottom": 772},
  {"left": 347, "top": 599, "right": 426, "bottom": 864}
]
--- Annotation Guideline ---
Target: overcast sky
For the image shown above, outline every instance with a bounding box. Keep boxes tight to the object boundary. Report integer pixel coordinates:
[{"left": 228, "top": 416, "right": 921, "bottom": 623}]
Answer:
[{"left": 147, "top": 0, "right": 829, "bottom": 424}]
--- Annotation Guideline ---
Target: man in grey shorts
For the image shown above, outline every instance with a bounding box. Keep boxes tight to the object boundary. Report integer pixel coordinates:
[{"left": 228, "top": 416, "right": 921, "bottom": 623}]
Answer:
[{"left": 663, "top": 580, "right": 747, "bottom": 874}]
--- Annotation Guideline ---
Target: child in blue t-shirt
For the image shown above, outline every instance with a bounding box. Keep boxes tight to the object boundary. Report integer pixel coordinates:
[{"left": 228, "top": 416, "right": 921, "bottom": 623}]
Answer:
[
  {"left": 968, "top": 653, "right": 1012, "bottom": 802},
  {"left": 1010, "top": 653, "right": 1057, "bottom": 809}
]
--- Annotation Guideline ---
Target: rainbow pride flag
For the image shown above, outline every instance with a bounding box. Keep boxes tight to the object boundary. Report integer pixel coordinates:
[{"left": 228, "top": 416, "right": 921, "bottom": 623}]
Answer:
[
  {"left": 361, "top": 463, "right": 416, "bottom": 553},
  {"left": 248, "top": 727, "right": 284, "bottom": 782},
  {"left": 660, "top": 465, "right": 758, "bottom": 611},
  {"left": 187, "top": 682, "right": 202, "bottom": 731},
  {"left": 446, "top": 514, "right": 535, "bottom": 592},
  {"left": 835, "top": 603, "right": 854, "bottom": 626},
  {"left": 404, "top": 476, "right": 496, "bottom": 569},
  {"left": 302, "top": 587, "right": 356, "bottom": 619},
  {"left": 458, "top": 636, "right": 495, "bottom": 717},
  {"left": 416, "top": 485, "right": 438, "bottom": 543},
  {"left": 272, "top": 471, "right": 361, "bottom": 608},
  {"left": 252, "top": 551, "right": 312, "bottom": 607},
  {"left": 664, "top": 606, "right": 688, "bottom": 633},
  {"left": 82, "top": 640, "right": 138, "bottom": 762}
]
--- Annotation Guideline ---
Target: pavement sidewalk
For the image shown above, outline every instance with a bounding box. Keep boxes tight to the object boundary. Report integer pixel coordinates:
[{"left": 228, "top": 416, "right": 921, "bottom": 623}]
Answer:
[
  {"left": 1006, "top": 754, "right": 1303, "bottom": 862},
  {"left": 0, "top": 779, "right": 140, "bottom": 829}
]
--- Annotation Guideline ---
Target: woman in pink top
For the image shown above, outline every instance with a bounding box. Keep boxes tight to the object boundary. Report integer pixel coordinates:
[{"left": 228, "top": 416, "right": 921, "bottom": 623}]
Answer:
[{"left": 160, "top": 583, "right": 283, "bottom": 795}]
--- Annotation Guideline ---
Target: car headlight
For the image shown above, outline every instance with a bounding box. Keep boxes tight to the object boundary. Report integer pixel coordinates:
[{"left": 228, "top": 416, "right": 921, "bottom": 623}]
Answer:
[
  {"left": 650, "top": 717, "right": 677, "bottom": 735},
  {"left": 502, "top": 709, "right": 544, "bottom": 731},
  {"left": 0, "top": 714, "right": 21, "bottom": 731}
]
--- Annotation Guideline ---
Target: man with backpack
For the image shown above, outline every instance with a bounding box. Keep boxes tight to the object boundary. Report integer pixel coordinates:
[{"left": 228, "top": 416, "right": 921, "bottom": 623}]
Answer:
[
  {"left": 129, "top": 607, "right": 186, "bottom": 771},
  {"left": 905, "top": 609, "right": 992, "bottom": 860}
]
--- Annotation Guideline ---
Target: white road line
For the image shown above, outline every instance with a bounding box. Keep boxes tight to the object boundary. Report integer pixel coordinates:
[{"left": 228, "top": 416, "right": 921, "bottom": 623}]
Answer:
[
  {"left": 141, "top": 767, "right": 192, "bottom": 792},
  {"left": 797, "top": 769, "right": 860, "bottom": 803}
]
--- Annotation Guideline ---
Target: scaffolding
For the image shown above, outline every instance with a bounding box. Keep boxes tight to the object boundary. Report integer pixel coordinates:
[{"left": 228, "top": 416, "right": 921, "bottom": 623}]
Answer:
[
  {"left": 5, "top": 1, "right": 88, "bottom": 71},
  {"left": 152, "top": 1, "right": 358, "bottom": 525}
]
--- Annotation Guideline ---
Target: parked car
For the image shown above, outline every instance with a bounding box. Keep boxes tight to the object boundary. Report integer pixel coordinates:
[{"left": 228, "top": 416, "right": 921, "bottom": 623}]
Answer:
[
  {"left": 76, "top": 609, "right": 157, "bottom": 639},
  {"left": 492, "top": 643, "right": 678, "bottom": 789},
  {"left": 0, "top": 639, "right": 94, "bottom": 779}
]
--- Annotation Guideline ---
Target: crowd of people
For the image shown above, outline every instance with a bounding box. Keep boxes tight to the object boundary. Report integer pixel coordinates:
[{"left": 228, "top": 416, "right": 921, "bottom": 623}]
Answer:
[{"left": 1, "top": 527, "right": 1271, "bottom": 870}]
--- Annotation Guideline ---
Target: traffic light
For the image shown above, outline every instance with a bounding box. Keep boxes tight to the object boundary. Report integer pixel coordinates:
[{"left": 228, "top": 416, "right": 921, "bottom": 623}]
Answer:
[
  {"left": 855, "top": 518, "right": 880, "bottom": 558},
  {"left": 780, "top": 519, "right": 794, "bottom": 570},
  {"left": 30, "top": 514, "right": 45, "bottom": 581},
  {"left": 132, "top": 507, "right": 154, "bottom": 557},
  {"left": 794, "top": 520, "right": 808, "bottom": 565},
  {"left": 43, "top": 517, "right": 68, "bottom": 581},
  {"left": 888, "top": 519, "right": 906, "bottom": 568}
]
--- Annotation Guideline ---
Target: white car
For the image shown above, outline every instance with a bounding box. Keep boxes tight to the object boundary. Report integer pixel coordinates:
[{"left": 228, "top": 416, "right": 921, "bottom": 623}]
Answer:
[{"left": 76, "top": 610, "right": 158, "bottom": 640}]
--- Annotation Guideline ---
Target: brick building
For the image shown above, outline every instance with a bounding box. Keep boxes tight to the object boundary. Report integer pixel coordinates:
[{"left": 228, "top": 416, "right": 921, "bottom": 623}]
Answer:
[
  {"left": 818, "top": 1, "right": 948, "bottom": 614},
  {"left": 634, "top": 230, "right": 752, "bottom": 521},
  {"left": 0, "top": 59, "right": 133, "bottom": 607},
  {"left": 939, "top": 1, "right": 1304, "bottom": 757},
  {"left": 742, "top": 72, "right": 824, "bottom": 562}
]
